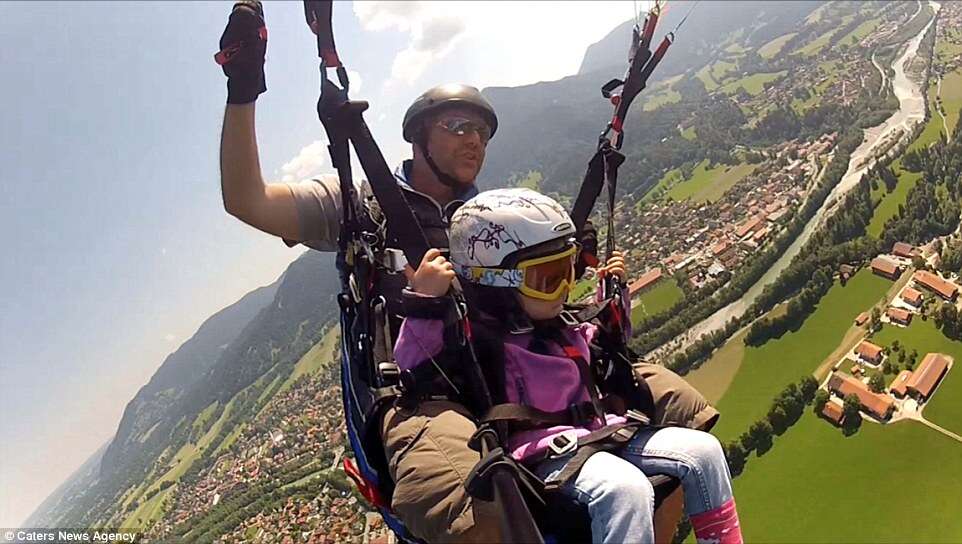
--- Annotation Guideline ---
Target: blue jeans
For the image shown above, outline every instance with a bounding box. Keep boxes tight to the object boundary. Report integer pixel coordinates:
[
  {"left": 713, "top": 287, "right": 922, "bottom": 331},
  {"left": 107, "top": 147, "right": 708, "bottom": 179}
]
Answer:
[{"left": 533, "top": 426, "right": 734, "bottom": 544}]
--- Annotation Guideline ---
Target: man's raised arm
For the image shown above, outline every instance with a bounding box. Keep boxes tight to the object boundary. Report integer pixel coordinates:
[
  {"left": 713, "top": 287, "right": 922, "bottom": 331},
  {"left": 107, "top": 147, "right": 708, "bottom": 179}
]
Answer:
[{"left": 220, "top": 103, "right": 301, "bottom": 241}]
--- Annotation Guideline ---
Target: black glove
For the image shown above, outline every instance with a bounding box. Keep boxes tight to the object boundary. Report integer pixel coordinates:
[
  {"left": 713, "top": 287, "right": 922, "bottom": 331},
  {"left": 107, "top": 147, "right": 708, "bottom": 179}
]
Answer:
[{"left": 216, "top": 1, "right": 267, "bottom": 104}]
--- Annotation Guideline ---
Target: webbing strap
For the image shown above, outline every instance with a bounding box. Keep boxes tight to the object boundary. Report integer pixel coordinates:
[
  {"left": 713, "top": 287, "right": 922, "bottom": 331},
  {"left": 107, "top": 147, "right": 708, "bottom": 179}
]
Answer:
[
  {"left": 542, "top": 422, "right": 642, "bottom": 492},
  {"left": 482, "top": 397, "right": 626, "bottom": 430}
]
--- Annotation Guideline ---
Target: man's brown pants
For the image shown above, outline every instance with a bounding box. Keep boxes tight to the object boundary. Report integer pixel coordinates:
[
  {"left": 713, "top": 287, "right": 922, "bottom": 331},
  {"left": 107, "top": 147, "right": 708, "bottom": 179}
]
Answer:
[{"left": 381, "top": 363, "right": 720, "bottom": 543}]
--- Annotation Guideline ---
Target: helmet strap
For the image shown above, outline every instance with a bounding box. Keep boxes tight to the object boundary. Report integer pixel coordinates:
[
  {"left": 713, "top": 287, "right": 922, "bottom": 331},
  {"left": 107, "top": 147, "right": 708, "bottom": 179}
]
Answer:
[{"left": 417, "top": 133, "right": 462, "bottom": 190}]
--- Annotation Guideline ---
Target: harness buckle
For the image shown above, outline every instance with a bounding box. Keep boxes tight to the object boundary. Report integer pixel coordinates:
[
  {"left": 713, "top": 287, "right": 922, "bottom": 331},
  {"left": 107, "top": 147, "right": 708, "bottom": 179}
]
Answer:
[
  {"left": 548, "top": 429, "right": 580, "bottom": 458},
  {"left": 625, "top": 409, "right": 650, "bottom": 426},
  {"left": 378, "top": 362, "right": 400, "bottom": 384},
  {"left": 380, "top": 248, "right": 407, "bottom": 273},
  {"left": 558, "top": 310, "right": 580, "bottom": 327}
]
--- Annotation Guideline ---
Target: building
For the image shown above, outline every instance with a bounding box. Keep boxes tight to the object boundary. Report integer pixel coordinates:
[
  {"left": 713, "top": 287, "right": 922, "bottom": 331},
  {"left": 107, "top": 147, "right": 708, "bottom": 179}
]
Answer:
[
  {"left": 889, "top": 370, "right": 912, "bottom": 398},
  {"left": 856, "top": 341, "right": 884, "bottom": 364},
  {"left": 854, "top": 311, "right": 869, "bottom": 326},
  {"left": 886, "top": 307, "right": 913, "bottom": 326},
  {"left": 628, "top": 268, "right": 664, "bottom": 298},
  {"left": 871, "top": 257, "right": 902, "bottom": 280},
  {"left": 826, "top": 372, "right": 895, "bottom": 420},
  {"left": 821, "top": 401, "right": 845, "bottom": 426},
  {"left": 905, "top": 353, "right": 951, "bottom": 400},
  {"left": 711, "top": 240, "right": 732, "bottom": 259},
  {"left": 901, "top": 287, "right": 923, "bottom": 308},
  {"left": 913, "top": 270, "right": 959, "bottom": 302},
  {"left": 735, "top": 216, "right": 764, "bottom": 239},
  {"left": 892, "top": 242, "right": 918, "bottom": 259}
]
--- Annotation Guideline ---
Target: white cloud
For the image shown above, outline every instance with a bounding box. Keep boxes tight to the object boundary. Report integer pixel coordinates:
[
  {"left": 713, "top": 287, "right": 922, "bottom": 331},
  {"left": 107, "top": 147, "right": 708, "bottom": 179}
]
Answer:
[
  {"left": 280, "top": 140, "right": 330, "bottom": 183},
  {"left": 354, "top": 2, "right": 466, "bottom": 87},
  {"left": 164, "top": 334, "right": 176, "bottom": 342},
  {"left": 353, "top": 1, "right": 423, "bottom": 32}
]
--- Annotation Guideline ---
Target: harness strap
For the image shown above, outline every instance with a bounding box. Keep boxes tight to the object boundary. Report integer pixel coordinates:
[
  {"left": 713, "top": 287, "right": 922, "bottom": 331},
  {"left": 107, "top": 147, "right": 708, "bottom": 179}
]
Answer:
[
  {"left": 542, "top": 422, "right": 643, "bottom": 492},
  {"left": 481, "top": 396, "right": 627, "bottom": 430}
]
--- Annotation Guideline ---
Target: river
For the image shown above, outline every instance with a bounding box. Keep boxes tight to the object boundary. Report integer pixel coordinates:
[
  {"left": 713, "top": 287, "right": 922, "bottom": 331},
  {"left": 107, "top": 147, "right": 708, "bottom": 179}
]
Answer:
[{"left": 648, "top": 1, "right": 940, "bottom": 360}]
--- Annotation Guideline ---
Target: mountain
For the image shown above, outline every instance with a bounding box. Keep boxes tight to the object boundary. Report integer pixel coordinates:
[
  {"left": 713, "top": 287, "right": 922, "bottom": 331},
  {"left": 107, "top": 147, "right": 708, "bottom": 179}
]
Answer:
[
  {"left": 478, "top": 1, "right": 825, "bottom": 199},
  {"left": 100, "top": 279, "right": 281, "bottom": 480},
  {"left": 577, "top": 1, "right": 827, "bottom": 78},
  {"left": 22, "top": 440, "right": 110, "bottom": 529},
  {"left": 33, "top": 250, "right": 341, "bottom": 527}
]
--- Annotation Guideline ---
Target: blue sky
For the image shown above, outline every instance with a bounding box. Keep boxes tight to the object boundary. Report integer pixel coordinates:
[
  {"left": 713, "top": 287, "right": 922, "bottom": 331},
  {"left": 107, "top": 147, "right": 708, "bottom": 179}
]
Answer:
[{"left": 0, "top": 0, "right": 636, "bottom": 528}]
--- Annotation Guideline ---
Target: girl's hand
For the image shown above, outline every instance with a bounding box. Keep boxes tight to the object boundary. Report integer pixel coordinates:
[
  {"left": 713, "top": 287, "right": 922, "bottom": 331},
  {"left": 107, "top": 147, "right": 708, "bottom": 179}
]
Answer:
[
  {"left": 407, "top": 248, "right": 456, "bottom": 297},
  {"left": 602, "top": 250, "right": 627, "bottom": 282}
]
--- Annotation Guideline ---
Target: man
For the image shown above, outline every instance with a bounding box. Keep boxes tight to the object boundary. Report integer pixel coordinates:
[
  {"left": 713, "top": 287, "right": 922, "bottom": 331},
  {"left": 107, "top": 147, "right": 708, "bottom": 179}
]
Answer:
[{"left": 217, "top": 2, "right": 719, "bottom": 542}]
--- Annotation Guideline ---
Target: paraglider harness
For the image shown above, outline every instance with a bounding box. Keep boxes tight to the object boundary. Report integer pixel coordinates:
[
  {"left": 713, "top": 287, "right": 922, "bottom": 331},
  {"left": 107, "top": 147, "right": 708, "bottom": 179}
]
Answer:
[{"left": 297, "top": 1, "right": 685, "bottom": 541}]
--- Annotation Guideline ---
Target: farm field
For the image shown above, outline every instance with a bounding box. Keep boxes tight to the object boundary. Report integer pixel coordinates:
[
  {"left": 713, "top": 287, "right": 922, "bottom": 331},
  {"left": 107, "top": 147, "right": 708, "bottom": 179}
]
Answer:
[
  {"left": 757, "top": 33, "right": 796, "bottom": 59},
  {"left": 795, "top": 28, "right": 839, "bottom": 56},
  {"left": 719, "top": 71, "right": 787, "bottom": 96},
  {"left": 941, "top": 70, "right": 962, "bottom": 137},
  {"left": 630, "top": 279, "right": 685, "bottom": 326},
  {"left": 666, "top": 160, "right": 757, "bottom": 204},
  {"left": 707, "top": 269, "right": 891, "bottom": 443},
  {"left": 867, "top": 165, "right": 922, "bottom": 237},
  {"left": 733, "top": 413, "right": 962, "bottom": 542},
  {"left": 838, "top": 17, "right": 881, "bottom": 46},
  {"left": 873, "top": 319, "right": 962, "bottom": 435}
]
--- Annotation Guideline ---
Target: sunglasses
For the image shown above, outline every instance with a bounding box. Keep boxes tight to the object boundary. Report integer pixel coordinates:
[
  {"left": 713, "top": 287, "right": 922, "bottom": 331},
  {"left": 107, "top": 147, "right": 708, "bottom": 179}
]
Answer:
[
  {"left": 455, "top": 244, "right": 578, "bottom": 301},
  {"left": 435, "top": 117, "right": 492, "bottom": 144}
]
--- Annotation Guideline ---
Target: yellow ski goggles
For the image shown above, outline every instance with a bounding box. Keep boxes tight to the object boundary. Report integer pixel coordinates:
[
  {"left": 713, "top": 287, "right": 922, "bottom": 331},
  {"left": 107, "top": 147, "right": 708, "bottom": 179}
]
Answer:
[{"left": 455, "top": 244, "right": 577, "bottom": 301}]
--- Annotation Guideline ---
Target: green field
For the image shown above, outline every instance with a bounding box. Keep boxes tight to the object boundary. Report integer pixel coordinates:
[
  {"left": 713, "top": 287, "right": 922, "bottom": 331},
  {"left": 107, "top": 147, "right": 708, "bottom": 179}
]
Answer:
[
  {"left": 796, "top": 28, "right": 839, "bottom": 57},
  {"left": 695, "top": 60, "right": 737, "bottom": 91},
  {"left": 680, "top": 126, "right": 696, "bottom": 141},
  {"left": 643, "top": 87, "right": 681, "bottom": 111},
  {"left": 708, "top": 269, "right": 892, "bottom": 442},
  {"left": 872, "top": 319, "right": 962, "bottom": 435},
  {"left": 666, "top": 160, "right": 757, "bottom": 204},
  {"left": 278, "top": 325, "right": 340, "bottom": 394},
  {"left": 685, "top": 328, "right": 748, "bottom": 405},
  {"left": 941, "top": 71, "right": 962, "bottom": 137},
  {"left": 630, "top": 279, "right": 685, "bottom": 326},
  {"left": 640, "top": 168, "right": 683, "bottom": 205},
  {"left": 867, "top": 165, "right": 922, "bottom": 237},
  {"left": 926, "top": 361, "right": 962, "bottom": 435},
  {"left": 838, "top": 17, "right": 881, "bottom": 46},
  {"left": 910, "top": 86, "right": 947, "bottom": 154},
  {"left": 758, "top": 33, "right": 797, "bottom": 59},
  {"left": 734, "top": 413, "right": 962, "bottom": 542},
  {"left": 719, "top": 71, "right": 787, "bottom": 96}
]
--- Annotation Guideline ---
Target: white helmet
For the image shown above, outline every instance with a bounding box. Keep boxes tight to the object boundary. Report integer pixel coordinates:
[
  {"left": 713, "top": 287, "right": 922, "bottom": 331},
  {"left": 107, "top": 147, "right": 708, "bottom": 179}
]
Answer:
[{"left": 450, "top": 188, "right": 576, "bottom": 285}]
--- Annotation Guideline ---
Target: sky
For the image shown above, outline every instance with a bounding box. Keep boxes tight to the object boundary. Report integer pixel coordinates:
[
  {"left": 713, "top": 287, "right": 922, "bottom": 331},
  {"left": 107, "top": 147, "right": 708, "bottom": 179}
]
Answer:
[{"left": 0, "top": 0, "right": 641, "bottom": 528}]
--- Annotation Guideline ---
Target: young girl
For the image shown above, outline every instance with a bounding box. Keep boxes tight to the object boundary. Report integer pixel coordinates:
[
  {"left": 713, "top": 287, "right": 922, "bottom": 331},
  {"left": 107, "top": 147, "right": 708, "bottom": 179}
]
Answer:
[{"left": 395, "top": 188, "right": 741, "bottom": 544}]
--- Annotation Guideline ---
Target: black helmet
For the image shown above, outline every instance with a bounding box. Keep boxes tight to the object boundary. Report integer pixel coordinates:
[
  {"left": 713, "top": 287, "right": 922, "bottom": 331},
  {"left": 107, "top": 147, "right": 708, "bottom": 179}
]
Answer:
[{"left": 402, "top": 84, "right": 498, "bottom": 143}]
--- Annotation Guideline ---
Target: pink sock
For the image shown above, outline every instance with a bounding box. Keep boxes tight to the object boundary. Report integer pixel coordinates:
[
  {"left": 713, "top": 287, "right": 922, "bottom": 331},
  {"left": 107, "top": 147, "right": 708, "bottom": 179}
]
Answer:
[{"left": 688, "top": 498, "right": 743, "bottom": 544}]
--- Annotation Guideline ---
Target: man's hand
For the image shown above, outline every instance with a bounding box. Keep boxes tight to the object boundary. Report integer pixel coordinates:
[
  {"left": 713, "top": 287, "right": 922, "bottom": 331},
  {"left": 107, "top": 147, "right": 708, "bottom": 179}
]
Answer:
[
  {"left": 601, "top": 250, "right": 627, "bottom": 283},
  {"left": 216, "top": 0, "right": 267, "bottom": 104},
  {"left": 407, "top": 249, "right": 456, "bottom": 297}
]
